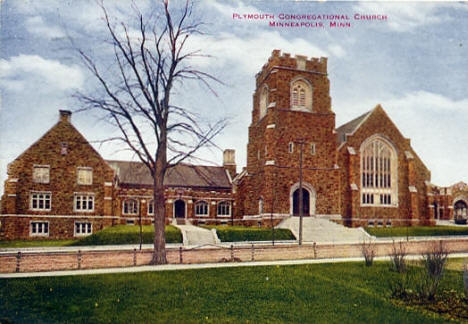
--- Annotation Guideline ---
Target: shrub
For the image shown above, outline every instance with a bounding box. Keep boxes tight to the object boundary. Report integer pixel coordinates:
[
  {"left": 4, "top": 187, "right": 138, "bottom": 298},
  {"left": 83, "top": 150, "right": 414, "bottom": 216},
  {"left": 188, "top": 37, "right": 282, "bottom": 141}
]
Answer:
[
  {"left": 464, "top": 259, "right": 468, "bottom": 298},
  {"left": 361, "top": 239, "right": 376, "bottom": 267},
  {"left": 202, "top": 226, "right": 295, "bottom": 242},
  {"left": 418, "top": 242, "right": 448, "bottom": 300},
  {"left": 72, "top": 225, "right": 182, "bottom": 246},
  {"left": 389, "top": 240, "right": 407, "bottom": 273}
]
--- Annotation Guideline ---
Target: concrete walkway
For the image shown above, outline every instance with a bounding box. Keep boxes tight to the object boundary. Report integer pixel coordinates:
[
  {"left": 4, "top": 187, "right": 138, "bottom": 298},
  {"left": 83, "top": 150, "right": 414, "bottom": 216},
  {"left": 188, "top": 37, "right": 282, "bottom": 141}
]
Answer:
[
  {"left": 174, "top": 224, "right": 220, "bottom": 246},
  {"left": 2, "top": 252, "right": 467, "bottom": 279},
  {"left": 277, "top": 216, "right": 372, "bottom": 243}
]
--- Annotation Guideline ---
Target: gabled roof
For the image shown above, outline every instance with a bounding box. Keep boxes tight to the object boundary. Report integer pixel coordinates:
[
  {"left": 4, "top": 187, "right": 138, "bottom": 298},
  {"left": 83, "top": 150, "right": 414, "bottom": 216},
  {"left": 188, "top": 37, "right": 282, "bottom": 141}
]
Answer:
[
  {"left": 335, "top": 109, "right": 373, "bottom": 144},
  {"left": 107, "top": 160, "right": 232, "bottom": 189}
]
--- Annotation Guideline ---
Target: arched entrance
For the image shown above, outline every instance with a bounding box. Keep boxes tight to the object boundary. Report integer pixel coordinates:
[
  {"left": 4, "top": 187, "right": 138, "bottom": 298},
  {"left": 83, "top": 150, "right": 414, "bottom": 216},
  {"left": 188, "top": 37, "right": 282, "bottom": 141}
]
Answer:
[
  {"left": 290, "top": 182, "right": 316, "bottom": 216},
  {"left": 293, "top": 188, "right": 310, "bottom": 216},
  {"left": 174, "top": 200, "right": 186, "bottom": 218},
  {"left": 454, "top": 200, "right": 467, "bottom": 221}
]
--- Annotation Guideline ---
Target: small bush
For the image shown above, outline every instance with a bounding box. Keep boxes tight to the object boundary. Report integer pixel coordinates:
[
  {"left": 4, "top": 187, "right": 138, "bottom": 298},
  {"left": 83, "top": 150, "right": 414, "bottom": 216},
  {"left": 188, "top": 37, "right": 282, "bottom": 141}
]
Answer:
[
  {"left": 389, "top": 240, "right": 407, "bottom": 273},
  {"left": 361, "top": 239, "right": 376, "bottom": 267},
  {"left": 418, "top": 242, "right": 448, "bottom": 300},
  {"left": 463, "top": 259, "right": 468, "bottom": 297}
]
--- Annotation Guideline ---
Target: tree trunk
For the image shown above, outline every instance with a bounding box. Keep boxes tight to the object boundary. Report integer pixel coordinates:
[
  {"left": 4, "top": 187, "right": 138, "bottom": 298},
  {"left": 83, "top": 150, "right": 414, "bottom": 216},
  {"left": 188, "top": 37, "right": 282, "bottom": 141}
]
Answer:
[{"left": 151, "top": 143, "right": 168, "bottom": 265}]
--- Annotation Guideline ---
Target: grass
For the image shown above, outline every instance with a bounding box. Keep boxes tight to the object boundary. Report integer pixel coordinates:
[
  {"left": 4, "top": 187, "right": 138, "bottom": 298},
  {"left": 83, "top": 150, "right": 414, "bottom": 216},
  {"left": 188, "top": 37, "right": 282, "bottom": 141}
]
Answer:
[
  {"left": 0, "top": 240, "right": 77, "bottom": 248},
  {"left": 366, "top": 226, "right": 468, "bottom": 237},
  {"left": 0, "top": 225, "right": 182, "bottom": 248},
  {"left": 0, "top": 262, "right": 465, "bottom": 323},
  {"left": 203, "top": 225, "right": 295, "bottom": 242}
]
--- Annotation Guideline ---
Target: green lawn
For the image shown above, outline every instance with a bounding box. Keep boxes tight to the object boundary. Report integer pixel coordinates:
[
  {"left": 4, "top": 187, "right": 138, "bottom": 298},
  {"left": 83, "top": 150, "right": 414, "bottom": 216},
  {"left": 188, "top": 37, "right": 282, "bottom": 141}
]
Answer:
[
  {"left": 366, "top": 226, "right": 468, "bottom": 237},
  {"left": 0, "top": 239, "right": 77, "bottom": 248},
  {"left": 0, "top": 225, "right": 182, "bottom": 248},
  {"left": 203, "top": 225, "right": 295, "bottom": 242},
  {"left": 0, "top": 262, "right": 464, "bottom": 323}
]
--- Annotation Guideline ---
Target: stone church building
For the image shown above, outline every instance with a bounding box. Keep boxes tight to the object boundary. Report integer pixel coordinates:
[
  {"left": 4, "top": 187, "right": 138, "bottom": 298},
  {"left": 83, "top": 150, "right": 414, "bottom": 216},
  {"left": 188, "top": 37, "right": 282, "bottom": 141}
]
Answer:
[{"left": 1, "top": 50, "right": 466, "bottom": 240}]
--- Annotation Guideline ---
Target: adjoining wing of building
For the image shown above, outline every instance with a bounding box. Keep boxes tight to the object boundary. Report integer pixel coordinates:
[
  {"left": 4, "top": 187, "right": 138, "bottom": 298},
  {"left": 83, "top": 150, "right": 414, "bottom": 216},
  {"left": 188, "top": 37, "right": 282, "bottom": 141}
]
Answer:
[{"left": 1, "top": 50, "right": 467, "bottom": 240}]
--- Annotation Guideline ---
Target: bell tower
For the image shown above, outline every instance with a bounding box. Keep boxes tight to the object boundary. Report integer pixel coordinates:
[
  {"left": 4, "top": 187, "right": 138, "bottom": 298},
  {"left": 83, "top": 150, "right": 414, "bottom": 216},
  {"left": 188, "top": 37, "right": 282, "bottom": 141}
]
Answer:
[{"left": 239, "top": 49, "right": 340, "bottom": 223}]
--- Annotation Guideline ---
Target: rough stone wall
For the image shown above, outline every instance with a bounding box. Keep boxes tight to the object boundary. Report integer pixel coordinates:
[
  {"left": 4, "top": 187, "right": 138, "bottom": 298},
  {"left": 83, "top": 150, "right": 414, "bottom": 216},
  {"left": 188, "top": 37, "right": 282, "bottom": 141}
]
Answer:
[
  {"left": 0, "top": 215, "right": 116, "bottom": 240},
  {"left": 0, "top": 112, "right": 115, "bottom": 217},
  {"left": 114, "top": 185, "right": 235, "bottom": 224},
  {"left": 338, "top": 106, "right": 432, "bottom": 226},
  {"left": 240, "top": 50, "right": 340, "bottom": 219}
]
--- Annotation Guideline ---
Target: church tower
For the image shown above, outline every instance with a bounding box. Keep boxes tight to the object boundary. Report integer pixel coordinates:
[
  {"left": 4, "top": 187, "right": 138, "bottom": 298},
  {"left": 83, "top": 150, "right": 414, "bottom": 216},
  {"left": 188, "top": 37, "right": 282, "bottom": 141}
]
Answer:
[{"left": 237, "top": 50, "right": 341, "bottom": 224}]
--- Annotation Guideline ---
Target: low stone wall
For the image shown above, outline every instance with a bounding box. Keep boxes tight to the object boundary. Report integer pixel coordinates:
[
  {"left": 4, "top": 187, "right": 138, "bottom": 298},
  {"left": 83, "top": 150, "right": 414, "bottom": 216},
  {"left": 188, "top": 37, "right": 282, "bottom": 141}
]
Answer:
[{"left": 1, "top": 238, "right": 467, "bottom": 274}]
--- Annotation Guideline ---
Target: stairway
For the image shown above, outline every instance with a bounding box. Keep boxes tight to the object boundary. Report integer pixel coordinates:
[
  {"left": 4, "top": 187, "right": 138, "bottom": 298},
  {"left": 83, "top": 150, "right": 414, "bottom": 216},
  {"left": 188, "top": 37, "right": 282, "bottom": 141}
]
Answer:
[
  {"left": 174, "top": 224, "right": 220, "bottom": 246},
  {"left": 276, "top": 217, "right": 372, "bottom": 243}
]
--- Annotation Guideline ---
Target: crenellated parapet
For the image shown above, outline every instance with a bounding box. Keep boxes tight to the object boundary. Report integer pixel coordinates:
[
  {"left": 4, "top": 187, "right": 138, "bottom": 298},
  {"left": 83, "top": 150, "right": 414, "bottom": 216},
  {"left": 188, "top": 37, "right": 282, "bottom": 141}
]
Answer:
[{"left": 255, "top": 49, "right": 328, "bottom": 87}]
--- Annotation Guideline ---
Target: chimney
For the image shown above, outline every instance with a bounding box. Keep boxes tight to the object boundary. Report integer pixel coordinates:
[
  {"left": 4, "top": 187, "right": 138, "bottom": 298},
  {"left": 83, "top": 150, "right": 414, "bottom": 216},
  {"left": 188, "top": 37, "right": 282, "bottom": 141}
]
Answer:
[
  {"left": 223, "top": 149, "right": 236, "bottom": 180},
  {"left": 59, "top": 110, "right": 72, "bottom": 122}
]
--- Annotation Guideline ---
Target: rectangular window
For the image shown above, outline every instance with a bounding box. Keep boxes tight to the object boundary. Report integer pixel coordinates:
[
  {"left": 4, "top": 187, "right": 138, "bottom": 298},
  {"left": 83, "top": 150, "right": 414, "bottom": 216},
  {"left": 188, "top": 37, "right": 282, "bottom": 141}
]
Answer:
[
  {"left": 74, "top": 222, "right": 92, "bottom": 236},
  {"left": 147, "top": 201, "right": 154, "bottom": 215},
  {"left": 74, "top": 194, "right": 95, "bottom": 212},
  {"left": 217, "top": 201, "right": 231, "bottom": 217},
  {"left": 33, "top": 165, "right": 50, "bottom": 183},
  {"left": 310, "top": 143, "right": 316, "bottom": 155},
  {"left": 77, "top": 167, "right": 93, "bottom": 185},
  {"left": 30, "top": 221, "right": 49, "bottom": 236},
  {"left": 30, "top": 192, "right": 52, "bottom": 211},
  {"left": 289, "top": 142, "right": 294, "bottom": 153}
]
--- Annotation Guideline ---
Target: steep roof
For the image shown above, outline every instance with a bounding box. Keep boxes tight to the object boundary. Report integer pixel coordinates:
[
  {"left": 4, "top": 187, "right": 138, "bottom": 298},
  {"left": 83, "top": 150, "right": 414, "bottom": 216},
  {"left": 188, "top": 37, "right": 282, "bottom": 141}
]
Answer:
[
  {"left": 336, "top": 110, "right": 373, "bottom": 144},
  {"left": 107, "top": 160, "right": 231, "bottom": 189}
]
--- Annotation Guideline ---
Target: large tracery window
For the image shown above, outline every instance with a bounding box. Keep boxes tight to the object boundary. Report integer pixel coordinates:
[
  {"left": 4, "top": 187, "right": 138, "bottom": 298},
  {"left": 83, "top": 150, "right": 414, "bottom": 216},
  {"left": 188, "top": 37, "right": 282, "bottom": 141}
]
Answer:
[
  {"left": 290, "top": 79, "right": 312, "bottom": 111},
  {"left": 360, "top": 137, "right": 398, "bottom": 206}
]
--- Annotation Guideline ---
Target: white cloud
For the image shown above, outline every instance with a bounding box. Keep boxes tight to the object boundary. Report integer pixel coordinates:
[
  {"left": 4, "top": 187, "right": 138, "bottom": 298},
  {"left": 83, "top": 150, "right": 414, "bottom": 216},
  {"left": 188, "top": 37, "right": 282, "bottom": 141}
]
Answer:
[
  {"left": 327, "top": 44, "right": 346, "bottom": 58},
  {"left": 0, "top": 55, "right": 84, "bottom": 92},
  {"left": 204, "top": 0, "right": 263, "bottom": 19},
  {"left": 353, "top": 2, "right": 450, "bottom": 32},
  {"left": 187, "top": 31, "right": 328, "bottom": 75},
  {"left": 25, "top": 16, "right": 65, "bottom": 38}
]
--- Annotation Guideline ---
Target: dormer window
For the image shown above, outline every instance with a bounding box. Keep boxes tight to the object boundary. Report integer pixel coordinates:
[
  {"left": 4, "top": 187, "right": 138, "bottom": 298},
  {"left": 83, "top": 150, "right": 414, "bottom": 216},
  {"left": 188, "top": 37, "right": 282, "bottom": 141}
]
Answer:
[{"left": 291, "top": 79, "right": 312, "bottom": 111}]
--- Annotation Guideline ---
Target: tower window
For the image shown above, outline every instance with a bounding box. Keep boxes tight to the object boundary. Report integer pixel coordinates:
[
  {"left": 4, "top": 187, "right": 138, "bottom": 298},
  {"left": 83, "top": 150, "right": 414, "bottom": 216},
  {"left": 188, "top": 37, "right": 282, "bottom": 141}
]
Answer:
[
  {"left": 289, "top": 142, "right": 294, "bottom": 153},
  {"left": 259, "top": 86, "right": 268, "bottom": 119},
  {"left": 310, "top": 143, "right": 316, "bottom": 155},
  {"left": 290, "top": 79, "right": 312, "bottom": 111}
]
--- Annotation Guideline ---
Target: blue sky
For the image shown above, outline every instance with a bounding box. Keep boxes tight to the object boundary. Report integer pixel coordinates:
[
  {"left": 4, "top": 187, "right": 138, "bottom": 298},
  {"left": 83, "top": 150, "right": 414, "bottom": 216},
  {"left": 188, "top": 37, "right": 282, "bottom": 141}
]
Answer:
[{"left": 1, "top": 0, "right": 467, "bottom": 196}]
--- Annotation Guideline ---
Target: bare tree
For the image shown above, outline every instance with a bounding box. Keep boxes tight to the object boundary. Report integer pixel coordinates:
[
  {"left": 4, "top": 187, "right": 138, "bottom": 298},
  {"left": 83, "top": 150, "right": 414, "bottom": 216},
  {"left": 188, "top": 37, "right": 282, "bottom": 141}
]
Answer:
[{"left": 75, "top": 0, "right": 226, "bottom": 264}]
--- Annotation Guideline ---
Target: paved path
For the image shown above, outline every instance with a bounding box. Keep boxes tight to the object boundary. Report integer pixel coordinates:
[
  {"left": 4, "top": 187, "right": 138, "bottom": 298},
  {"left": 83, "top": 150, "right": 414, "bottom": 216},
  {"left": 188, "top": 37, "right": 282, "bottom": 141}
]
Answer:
[
  {"left": 174, "top": 224, "right": 220, "bottom": 246},
  {"left": 277, "top": 216, "right": 372, "bottom": 243},
  {"left": 2, "top": 252, "right": 467, "bottom": 279}
]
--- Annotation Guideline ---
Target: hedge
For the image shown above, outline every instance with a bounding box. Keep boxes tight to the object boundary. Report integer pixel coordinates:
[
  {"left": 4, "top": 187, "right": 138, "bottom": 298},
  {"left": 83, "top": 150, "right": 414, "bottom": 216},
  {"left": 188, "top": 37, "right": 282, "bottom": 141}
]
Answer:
[
  {"left": 72, "top": 225, "right": 182, "bottom": 246},
  {"left": 203, "top": 225, "right": 295, "bottom": 242}
]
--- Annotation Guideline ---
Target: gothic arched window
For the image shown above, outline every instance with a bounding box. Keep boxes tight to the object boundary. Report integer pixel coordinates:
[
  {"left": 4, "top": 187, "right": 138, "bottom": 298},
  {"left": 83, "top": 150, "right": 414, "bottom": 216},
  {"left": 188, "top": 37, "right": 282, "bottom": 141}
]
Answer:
[
  {"left": 290, "top": 79, "right": 312, "bottom": 111},
  {"left": 259, "top": 86, "right": 268, "bottom": 119},
  {"left": 360, "top": 137, "right": 398, "bottom": 206}
]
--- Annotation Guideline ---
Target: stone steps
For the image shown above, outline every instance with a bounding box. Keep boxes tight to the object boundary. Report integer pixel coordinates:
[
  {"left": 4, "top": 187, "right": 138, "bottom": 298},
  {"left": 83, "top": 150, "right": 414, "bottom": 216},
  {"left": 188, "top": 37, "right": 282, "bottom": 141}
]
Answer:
[{"left": 276, "top": 217, "right": 372, "bottom": 243}]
